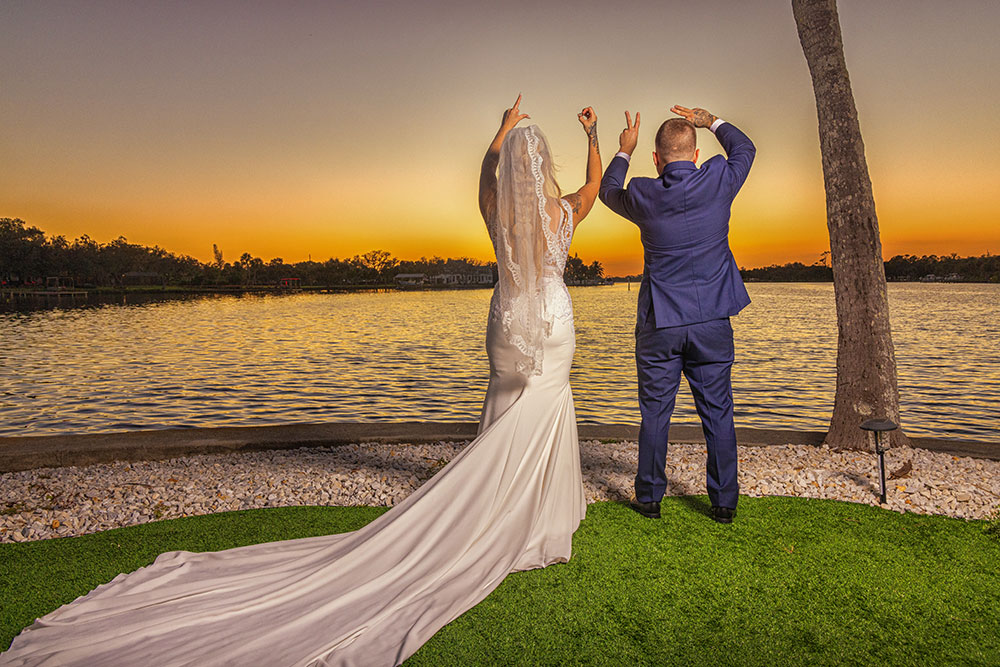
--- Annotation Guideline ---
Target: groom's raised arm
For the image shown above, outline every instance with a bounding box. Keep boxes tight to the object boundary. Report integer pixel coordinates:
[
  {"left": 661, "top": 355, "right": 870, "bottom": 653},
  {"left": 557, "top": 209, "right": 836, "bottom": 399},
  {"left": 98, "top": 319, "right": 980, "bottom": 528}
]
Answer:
[
  {"left": 671, "top": 105, "right": 756, "bottom": 197},
  {"left": 712, "top": 120, "right": 756, "bottom": 196},
  {"left": 599, "top": 155, "right": 639, "bottom": 222},
  {"left": 599, "top": 110, "right": 642, "bottom": 223}
]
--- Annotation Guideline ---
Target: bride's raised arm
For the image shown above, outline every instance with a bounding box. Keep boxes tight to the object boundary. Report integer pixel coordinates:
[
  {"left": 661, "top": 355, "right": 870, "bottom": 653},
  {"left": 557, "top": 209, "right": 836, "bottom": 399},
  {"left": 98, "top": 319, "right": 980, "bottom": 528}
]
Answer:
[
  {"left": 562, "top": 107, "right": 602, "bottom": 228},
  {"left": 479, "top": 94, "right": 530, "bottom": 222}
]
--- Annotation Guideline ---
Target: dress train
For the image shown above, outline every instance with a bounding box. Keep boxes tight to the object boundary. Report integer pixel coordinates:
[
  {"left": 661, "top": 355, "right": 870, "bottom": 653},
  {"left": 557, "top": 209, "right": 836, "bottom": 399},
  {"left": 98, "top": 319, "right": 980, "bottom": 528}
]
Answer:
[{"left": 1, "top": 316, "right": 585, "bottom": 667}]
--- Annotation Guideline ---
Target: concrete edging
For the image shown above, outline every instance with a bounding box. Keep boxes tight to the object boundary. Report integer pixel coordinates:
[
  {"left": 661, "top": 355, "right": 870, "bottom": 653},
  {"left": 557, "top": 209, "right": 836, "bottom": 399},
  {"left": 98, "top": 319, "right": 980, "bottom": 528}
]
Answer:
[{"left": 0, "top": 422, "right": 996, "bottom": 473}]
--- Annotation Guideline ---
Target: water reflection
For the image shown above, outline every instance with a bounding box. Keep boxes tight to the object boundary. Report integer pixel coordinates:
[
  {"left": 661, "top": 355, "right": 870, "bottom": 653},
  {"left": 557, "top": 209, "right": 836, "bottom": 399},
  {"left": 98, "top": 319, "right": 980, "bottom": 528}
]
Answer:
[{"left": 1, "top": 284, "right": 997, "bottom": 443}]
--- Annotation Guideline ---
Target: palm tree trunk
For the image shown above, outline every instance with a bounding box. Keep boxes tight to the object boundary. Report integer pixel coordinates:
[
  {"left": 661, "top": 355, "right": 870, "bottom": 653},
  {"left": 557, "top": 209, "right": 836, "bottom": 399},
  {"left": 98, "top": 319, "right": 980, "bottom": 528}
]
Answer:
[{"left": 792, "top": 0, "right": 910, "bottom": 450}]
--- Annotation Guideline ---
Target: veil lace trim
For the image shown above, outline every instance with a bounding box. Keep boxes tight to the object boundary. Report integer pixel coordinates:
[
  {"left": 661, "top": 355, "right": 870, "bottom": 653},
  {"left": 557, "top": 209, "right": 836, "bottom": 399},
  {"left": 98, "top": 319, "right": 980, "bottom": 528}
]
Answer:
[{"left": 493, "top": 125, "right": 560, "bottom": 376}]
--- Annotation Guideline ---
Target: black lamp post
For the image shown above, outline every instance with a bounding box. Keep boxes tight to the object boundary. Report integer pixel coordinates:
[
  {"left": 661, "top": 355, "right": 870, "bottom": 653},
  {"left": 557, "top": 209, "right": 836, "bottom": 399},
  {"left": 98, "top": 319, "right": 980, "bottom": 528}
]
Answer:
[{"left": 860, "top": 418, "right": 898, "bottom": 504}]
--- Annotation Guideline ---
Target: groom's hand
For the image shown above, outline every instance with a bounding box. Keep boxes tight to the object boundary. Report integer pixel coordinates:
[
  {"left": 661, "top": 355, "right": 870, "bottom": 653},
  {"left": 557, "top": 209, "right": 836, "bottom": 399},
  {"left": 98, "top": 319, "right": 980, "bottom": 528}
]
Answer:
[
  {"left": 671, "top": 105, "right": 717, "bottom": 129},
  {"left": 618, "top": 111, "right": 640, "bottom": 155}
]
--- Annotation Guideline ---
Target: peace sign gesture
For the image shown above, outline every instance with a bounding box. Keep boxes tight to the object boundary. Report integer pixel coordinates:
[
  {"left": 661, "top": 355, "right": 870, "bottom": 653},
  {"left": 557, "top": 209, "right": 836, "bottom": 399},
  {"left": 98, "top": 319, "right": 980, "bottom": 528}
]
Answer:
[
  {"left": 618, "top": 110, "right": 641, "bottom": 155},
  {"left": 500, "top": 94, "right": 530, "bottom": 132}
]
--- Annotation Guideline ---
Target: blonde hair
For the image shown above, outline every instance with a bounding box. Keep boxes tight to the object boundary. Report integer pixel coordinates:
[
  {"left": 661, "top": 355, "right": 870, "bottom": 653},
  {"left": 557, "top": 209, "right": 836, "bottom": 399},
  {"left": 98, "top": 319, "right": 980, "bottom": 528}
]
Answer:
[
  {"left": 505, "top": 125, "right": 561, "bottom": 199},
  {"left": 533, "top": 128, "right": 562, "bottom": 199}
]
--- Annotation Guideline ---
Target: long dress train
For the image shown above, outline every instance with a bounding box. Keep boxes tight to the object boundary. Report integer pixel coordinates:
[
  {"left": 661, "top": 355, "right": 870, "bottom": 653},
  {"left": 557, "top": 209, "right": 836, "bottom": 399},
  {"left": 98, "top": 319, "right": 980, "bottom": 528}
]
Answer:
[{"left": 1, "top": 200, "right": 585, "bottom": 666}]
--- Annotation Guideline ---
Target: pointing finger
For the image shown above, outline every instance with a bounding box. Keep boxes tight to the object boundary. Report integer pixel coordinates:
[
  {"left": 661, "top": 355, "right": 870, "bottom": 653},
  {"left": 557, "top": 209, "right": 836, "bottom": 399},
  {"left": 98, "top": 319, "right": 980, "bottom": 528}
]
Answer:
[
  {"left": 625, "top": 110, "right": 632, "bottom": 129},
  {"left": 635, "top": 111, "right": 641, "bottom": 128},
  {"left": 513, "top": 93, "right": 522, "bottom": 110}
]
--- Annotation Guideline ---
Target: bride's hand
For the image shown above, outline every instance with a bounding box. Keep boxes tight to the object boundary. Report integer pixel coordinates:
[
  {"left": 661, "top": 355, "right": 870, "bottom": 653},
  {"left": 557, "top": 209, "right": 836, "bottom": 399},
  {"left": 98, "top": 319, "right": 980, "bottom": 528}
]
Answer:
[
  {"left": 500, "top": 94, "right": 530, "bottom": 132},
  {"left": 577, "top": 106, "right": 597, "bottom": 132}
]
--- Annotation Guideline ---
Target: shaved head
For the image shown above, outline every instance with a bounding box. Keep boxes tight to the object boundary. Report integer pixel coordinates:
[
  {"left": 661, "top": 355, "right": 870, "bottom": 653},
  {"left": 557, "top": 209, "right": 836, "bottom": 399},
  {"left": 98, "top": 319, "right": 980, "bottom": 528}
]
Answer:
[{"left": 655, "top": 118, "right": 697, "bottom": 163}]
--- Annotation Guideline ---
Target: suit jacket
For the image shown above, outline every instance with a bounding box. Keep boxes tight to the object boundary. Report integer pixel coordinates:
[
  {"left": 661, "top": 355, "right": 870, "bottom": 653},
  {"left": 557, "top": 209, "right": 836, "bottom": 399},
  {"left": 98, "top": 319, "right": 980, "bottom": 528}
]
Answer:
[{"left": 600, "top": 121, "right": 756, "bottom": 328}]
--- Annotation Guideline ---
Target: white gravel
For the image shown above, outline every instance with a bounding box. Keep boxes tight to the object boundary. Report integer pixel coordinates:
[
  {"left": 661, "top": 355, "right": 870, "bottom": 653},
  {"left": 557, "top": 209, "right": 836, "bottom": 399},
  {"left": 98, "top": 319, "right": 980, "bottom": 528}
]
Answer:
[{"left": 2, "top": 441, "right": 998, "bottom": 543}]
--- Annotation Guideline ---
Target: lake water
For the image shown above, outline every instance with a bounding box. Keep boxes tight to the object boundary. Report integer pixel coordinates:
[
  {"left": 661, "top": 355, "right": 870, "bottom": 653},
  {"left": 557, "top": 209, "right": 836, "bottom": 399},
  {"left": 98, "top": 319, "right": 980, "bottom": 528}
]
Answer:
[{"left": 1, "top": 284, "right": 998, "bottom": 443}]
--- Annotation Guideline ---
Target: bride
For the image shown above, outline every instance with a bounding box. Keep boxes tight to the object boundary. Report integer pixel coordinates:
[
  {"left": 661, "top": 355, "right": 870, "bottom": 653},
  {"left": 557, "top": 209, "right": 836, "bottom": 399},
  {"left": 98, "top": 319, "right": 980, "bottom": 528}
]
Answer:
[{"left": 0, "top": 95, "right": 603, "bottom": 667}]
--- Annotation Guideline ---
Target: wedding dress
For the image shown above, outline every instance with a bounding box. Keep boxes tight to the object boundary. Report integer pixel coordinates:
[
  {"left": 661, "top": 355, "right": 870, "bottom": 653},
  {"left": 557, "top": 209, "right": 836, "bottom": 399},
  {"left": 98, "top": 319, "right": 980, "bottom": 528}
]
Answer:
[{"left": 1, "top": 125, "right": 586, "bottom": 667}]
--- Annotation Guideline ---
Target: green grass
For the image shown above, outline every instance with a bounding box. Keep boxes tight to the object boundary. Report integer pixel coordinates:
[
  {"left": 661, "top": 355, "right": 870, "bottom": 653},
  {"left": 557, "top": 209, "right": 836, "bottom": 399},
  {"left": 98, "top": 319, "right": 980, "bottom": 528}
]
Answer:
[
  {"left": 2, "top": 498, "right": 997, "bottom": 665},
  {"left": 986, "top": 507, "right": 1000, "bottom": 538}
]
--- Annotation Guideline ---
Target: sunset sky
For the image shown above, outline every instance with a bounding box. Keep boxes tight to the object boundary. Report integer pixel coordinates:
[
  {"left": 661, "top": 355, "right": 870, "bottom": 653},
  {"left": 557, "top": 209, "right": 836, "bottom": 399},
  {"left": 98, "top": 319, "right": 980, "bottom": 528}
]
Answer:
[{"left": 3, "top": 1, "right": 998, "bottom": 276}]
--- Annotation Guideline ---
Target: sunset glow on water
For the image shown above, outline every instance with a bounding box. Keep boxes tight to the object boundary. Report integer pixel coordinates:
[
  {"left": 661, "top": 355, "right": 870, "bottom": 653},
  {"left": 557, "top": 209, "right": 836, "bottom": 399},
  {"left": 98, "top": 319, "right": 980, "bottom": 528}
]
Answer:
[{"left": 2, "top": 283, "right": 997, "bottom": 443}]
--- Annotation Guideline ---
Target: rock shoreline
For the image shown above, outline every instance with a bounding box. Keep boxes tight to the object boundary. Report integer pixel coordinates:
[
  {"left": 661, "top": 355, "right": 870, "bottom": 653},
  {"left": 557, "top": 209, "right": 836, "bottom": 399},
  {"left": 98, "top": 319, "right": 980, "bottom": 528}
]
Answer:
[{"left": 2, "top": 440, "right": 997, "bottom": 543}]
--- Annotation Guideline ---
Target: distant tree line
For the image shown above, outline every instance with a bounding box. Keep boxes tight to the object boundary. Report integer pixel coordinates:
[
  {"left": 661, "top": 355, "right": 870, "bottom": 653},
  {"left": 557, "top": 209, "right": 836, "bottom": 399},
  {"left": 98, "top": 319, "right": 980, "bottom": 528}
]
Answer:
[
  {"left": 6, "top": 218, "right": 992, "bottom": 288},
  {"left": 563, "top": 253, "right": 605, "bottom": 284},
  {"left": 740, "top": 252, "right": 1000, "bottom": 282},
  {"left": 0, "top": 218, "right": 608, "bottom": 289},
  {"left": 740, "top": 259, "right": 833, "bottom": 282},
  {"left": 881, "top": 253, "right": 1000, "bottom": 282},
  {"left": 0, "top": 218, "right": 490, "bottom": 287},
  {"left": 1, "top": 218, "right": 204, "bottom": 288}
]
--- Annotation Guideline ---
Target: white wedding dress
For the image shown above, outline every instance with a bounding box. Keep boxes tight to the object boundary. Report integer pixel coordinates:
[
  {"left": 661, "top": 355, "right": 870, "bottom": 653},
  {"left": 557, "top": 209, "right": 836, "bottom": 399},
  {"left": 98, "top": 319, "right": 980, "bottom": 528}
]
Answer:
[{"left": 1, "top": 126, "right": 586, "bottom": 667}]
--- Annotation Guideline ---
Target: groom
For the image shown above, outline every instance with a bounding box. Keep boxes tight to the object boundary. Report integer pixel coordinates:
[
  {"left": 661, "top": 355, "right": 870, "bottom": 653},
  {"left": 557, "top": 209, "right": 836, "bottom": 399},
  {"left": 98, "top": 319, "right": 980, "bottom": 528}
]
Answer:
[{"left": 599, "top": 105, "right": 755, "bottom": 524}]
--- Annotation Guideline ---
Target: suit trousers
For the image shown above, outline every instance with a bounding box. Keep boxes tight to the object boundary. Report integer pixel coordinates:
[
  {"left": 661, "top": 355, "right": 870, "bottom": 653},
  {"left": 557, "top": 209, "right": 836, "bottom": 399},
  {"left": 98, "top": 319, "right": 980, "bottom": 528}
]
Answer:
[{"left": 634, "top": 308, "right": 740, "bottom": 508}]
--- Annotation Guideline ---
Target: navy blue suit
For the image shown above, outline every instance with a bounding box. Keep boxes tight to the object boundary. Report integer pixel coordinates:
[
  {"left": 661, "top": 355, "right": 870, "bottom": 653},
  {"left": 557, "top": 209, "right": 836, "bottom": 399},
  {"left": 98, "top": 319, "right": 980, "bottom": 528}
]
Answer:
[{"left": 599, "top": 121, "right": 755, "bottom": 509}]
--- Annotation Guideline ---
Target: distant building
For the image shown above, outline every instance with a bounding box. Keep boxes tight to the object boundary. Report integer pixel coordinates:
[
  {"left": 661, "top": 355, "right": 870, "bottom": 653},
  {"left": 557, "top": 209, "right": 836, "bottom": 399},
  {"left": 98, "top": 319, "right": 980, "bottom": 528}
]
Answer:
[
  {"left": 394, "top": 273, "right": 427, "bottom": 286},
  {"left": 565, "top": 278, "right": 612, "bottom": 286},
  {"left": 430, "top": 273, "right": 461, "bottom": 286},
  {"left": 921, "top": 273, "right": 963, "bottom": 283},
  {"left": 430, "top": 272, "right": 493, "bottom": 286},
  {"left": 397, "top": 271, "right": 493, "bottom": 288},
  {"left": 46, "top": 276, "right": 77, "bottom": 290},
  {"left": 278, "top": 277, "right": 301, "bottom": 289},
  {"left": 467, "top": 271, "right": 494, "bottom": 285}
]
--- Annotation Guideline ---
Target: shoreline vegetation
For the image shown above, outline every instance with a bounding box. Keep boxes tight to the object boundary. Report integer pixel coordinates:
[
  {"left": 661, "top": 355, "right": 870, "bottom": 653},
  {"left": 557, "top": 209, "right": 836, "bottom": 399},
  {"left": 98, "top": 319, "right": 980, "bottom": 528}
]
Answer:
[
  {"left": 739, "top": 252, "right": 1000, "bottom": 283},
  {"left": 1, "top": 218, "right": 607, "bottom": 295},
  {"left": 2, "top": 275, "right": 995, "bottom": 301},
  {"left": 2, "top": 219, "right": 998, "bottom": 298}
]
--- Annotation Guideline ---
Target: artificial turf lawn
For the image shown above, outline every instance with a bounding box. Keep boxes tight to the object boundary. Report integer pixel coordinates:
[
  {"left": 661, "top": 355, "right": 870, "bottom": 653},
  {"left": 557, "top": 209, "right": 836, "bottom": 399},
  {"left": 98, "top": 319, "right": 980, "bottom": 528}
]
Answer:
[{"left": 2, "top": 498, "right": 997, "bottom": 665}]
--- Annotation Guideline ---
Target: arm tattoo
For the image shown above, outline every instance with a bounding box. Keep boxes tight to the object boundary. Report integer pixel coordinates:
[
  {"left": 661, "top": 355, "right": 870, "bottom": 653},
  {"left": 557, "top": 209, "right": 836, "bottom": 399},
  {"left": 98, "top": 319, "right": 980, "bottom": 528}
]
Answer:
[
  {"left": 587, "top": 122, "right": 600, "bottom": 152},
  {"left": 564, "top": 193, "right": 583, "bottom": 214},
  {"left": 692, "top": 109, "right": 717, "bottom": 129}
]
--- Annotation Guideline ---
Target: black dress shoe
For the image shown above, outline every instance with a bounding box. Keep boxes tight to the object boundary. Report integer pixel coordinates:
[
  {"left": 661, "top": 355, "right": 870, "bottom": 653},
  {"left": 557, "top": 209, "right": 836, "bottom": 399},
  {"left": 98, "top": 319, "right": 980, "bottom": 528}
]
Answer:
[
  {"left": 710, "top": 506, "right": 735, "bottom": 524},
  {"left": 629, "top": 498, "right": 661, "bottom": 519}
]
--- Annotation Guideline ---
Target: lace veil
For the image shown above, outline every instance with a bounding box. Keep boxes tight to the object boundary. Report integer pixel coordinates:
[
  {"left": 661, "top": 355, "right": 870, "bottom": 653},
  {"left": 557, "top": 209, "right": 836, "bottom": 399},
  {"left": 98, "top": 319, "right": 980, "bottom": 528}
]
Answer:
[{"left": 494, "top": 125, "right": 562, "bottom": 376}]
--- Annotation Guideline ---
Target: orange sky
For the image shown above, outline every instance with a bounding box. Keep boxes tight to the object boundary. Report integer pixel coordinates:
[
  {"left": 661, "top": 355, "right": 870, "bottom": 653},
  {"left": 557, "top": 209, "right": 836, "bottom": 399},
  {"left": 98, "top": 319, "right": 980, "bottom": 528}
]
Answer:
[{"left": 3, "top": 2, "right": 998, "bottom": 276}]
